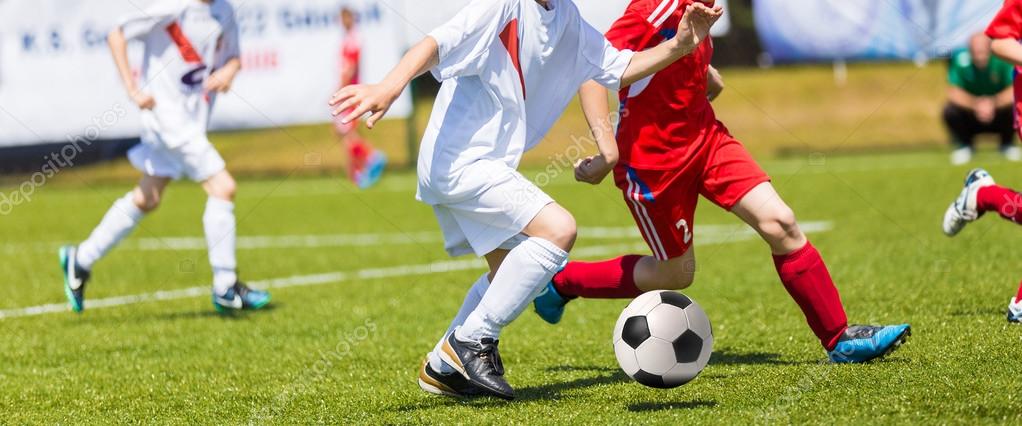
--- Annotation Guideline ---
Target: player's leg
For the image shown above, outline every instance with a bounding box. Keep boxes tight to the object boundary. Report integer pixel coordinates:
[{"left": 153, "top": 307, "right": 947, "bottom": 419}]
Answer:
[
  {"left": 708, "top": 134, "right": 908, "bottom": 363},
  {"left": 942, "top": 102, "right": 978, "bottom": 165},
  {"left": 943, "top": 168, "right": 1022, "bottom": 236},
  {"left": 440, "top": 204, "right": 573, "bottom": 399},
  {"left": 731, "top": 182, "right": 848, "bottom": 347},
  {"left": 200, "top": 169, "right": 269, "bottom": 312},
  {"left": 1009, "top": 278, "right": 1022, "bottom": 324},
  {"left": 336, "top": 112, "right": 386, "bottom": 189},
  {"left": 989, "top": 105, "right": 1022, "bottom": 161},
  {"left": 534, "top": 165, "right": 698, "bottom": 324},
  {"left": 421, "top": 249, "right": 507, "bottom": 397},
  {"left": 60, "top": 173, "right": 169, "bottom": 312}
]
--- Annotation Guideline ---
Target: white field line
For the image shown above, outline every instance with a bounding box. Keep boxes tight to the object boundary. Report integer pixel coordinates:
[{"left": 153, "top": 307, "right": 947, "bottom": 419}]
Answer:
[
  {"left": 1, "top": 221, "right": 833, "bottom": 253},
  {"left": 0, "top": 222, "right": 832, "bottom": 320}
]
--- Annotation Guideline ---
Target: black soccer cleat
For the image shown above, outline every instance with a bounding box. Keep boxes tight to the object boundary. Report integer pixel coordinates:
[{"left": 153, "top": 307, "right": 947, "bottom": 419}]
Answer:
[
  {"left": 59, "top": 245, "right": 90, "bottom": 313},
  {"left": 438, "top": 330, "right": 515, "bottom": 400},
  {"left": 417, "top": 358, "right": 485, "bottom": 398}
]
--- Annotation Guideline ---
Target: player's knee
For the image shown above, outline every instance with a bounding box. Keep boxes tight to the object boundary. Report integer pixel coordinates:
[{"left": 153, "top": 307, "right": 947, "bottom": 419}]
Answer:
[
  {"left": 758, "top": 205, "right": 800, "bottom": 243},
  {"left": 207, "top": 174, "right": 237, "bottom": 201},
  {"left": 547, "top": 214, "right": 577, "bottom": 250},
  {"left": 132, "top": 190, "right": 161, "bottom": 213}
]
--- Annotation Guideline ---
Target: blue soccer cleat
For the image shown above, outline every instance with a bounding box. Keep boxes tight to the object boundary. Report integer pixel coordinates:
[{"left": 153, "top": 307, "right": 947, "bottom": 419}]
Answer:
[
  {"left": 533, "top": 281, "right": 571, "bottom": 324},
  {"left": 212, "top": 282, "right": 271, "bottom": 312},
  {"left": 828, "top": 324, "right": 911, "bottom": 363},
  {"left": 59, "top": 245, "right": 90, "bottom": 313},
  {"left": 356, "top": 151, "right": 387, "bottom": 189}
]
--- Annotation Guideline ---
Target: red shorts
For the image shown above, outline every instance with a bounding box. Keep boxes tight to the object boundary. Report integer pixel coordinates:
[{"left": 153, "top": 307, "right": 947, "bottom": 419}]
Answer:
[{"left": 613, "top": 124, "right": 770, "bottom": 260}]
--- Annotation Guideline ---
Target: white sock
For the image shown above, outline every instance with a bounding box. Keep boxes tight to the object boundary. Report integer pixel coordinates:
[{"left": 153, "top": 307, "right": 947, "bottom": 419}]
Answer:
[
  {"left": 204, "top": 197, "right": 237, "bottom": 295},
  {"left": 428, "top": 273, "right": 490, "bottom": 374},
  {"left": 456, "top": 237, "right": 568, "bottom": 342},
  {"left": 76, "top": 192, "right": 145, "bottom": 270}
]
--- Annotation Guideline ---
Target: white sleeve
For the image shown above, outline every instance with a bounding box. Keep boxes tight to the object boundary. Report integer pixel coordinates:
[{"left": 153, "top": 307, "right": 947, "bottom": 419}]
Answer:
[
  {"left": 427, "top": 0, "right": 515, "bottom": 80},
  {"left": 119, "top": 0, "right": 182, "bottom": 41},
  {"left": 579, "top": 18, "right": 634, "bottom": 90}
]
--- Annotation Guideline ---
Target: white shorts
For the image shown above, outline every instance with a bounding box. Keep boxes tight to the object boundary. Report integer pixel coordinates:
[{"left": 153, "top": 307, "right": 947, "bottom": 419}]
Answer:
[
  {"left": 428, "top": 165, "right": 554, "bottom": 257},
  {"left": 127, "top": 137, "right": 226, "bottom": 182}
]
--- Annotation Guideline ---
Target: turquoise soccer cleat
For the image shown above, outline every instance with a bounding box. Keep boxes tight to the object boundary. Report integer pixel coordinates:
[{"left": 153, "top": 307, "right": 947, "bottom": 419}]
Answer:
[
  {"left": 828, "top": 324, "right": 911, "bottom": 363},
  {"left": 212, "top": 281, "right": 271, "bottom": 312},
  {"left": 533, "top": 281, "right": 571, "bottom": 324}
]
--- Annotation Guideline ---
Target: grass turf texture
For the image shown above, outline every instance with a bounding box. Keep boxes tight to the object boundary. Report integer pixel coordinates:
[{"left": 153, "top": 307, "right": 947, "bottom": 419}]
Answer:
[{"left": 3, "top": 151, "right": 1022, "bottom": 423}]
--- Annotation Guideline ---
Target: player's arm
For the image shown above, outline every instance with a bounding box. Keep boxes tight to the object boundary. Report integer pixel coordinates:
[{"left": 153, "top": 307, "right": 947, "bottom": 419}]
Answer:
[
  {"left": 995, "top": 86, "right": 1014, "bottom": 108},
  {"left": 706, "top": 65, "right": 724, "bottom": 101},
  {"left": 991, "top": 38, "right": 1022, "bottom": 66},
  {"left": 947, "top": 86, "right": 977, "bottom": 110},
  {"left": 619, "top": 2, "right": 722, "bottom": 87},
  {"left": 205, "top": 57, "right": 241, "bottom": 93},
  {"left": 329, "top": 37, "right": 438, "bottom": 128},
  {"left": 107, "top": 26, "right": 154, "bottom": 110},
  {"left": 575, "top": 80, "right": 619, "bottom": 185}
]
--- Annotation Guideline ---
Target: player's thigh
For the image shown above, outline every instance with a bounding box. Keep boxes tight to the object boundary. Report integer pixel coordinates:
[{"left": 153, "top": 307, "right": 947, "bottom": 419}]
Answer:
[{"left": 614, "top": 165, "right": 698, "bottom": 261}]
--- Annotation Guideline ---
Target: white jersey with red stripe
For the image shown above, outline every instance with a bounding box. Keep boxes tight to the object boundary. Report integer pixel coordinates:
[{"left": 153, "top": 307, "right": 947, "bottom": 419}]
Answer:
[
  {"left": 119, "top": 0, "right": 240, "bottom": 148},
  {"left": 416, "top": 0, "right": 634, "bottom": 205}
]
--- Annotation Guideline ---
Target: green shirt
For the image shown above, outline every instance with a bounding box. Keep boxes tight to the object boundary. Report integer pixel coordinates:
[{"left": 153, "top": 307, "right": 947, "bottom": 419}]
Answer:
[{"left": 948, "top": 48, "right": 1015, "bottom": 96}]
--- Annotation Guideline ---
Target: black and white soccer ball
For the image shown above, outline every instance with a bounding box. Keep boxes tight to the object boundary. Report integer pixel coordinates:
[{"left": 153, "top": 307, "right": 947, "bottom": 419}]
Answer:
[{"left": 612, "top": 290, "right": 713, "bottom": 389}]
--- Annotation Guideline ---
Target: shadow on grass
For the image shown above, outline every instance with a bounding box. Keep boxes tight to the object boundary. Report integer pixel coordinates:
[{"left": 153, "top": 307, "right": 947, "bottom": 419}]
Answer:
[
  {"left": 153, "top": 303, "right": 282, "bottom": 321},
  {"left": 709, "top": 348, "right": 809, "bottom": 366},
  {"left": 627, "top": 400, "right": 716, "bottom": 412},
  {"left": 395, "top": 365, "right": 631, "bottom": 411}
]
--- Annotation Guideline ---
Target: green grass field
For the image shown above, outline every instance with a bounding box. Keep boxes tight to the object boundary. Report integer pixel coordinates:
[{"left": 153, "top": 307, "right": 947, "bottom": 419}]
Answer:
[
  {"left": 3, "top": 62, "right": 1022, "bottom": 423},
  {"left": 3, "top": 149, "right": 1022, "bottom": 423}
]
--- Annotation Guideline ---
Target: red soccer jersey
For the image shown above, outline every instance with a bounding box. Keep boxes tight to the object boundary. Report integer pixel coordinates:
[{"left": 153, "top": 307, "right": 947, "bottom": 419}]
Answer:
[
  {"left": 987, "top": 0, "right": 1022, "bottom": 40},
  {"left": 340, "top": 29, "right": 361, "bottom": 86},
  {"left": 606, "top": 0, "right": 717, "bottom": 170}
]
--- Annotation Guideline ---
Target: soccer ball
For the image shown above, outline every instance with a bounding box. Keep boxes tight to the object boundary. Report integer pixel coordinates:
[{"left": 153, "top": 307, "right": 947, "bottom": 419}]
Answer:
[{"left": 612, "top": 290, "right": 713, "bottom": 389}]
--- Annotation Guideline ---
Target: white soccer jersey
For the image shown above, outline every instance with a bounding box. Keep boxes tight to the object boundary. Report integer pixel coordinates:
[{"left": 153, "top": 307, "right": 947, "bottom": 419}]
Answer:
[
  {"left": 416, "top": 0, "right": 634, "bottom": 205},
  {"left": 119, "top": 0, "right": 240, "bottom": 148}
]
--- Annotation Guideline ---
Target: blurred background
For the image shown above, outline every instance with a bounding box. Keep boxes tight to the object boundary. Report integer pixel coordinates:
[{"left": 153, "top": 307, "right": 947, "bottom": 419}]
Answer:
[{"left": 0, "top": 0, "right": 1008, "bottom": 184}]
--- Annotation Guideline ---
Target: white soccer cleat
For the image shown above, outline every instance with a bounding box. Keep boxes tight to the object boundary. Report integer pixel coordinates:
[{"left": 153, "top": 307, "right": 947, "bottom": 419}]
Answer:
[
  {"left": 942, "top": 168, "right": 995, "bottom": 237},
  {"left": 1007, "top": 298, "right": 1022, "bottom": 323},
  {"left": 1002, "top": 146, "right": 1022, "bottom": 162},
  {"left": 950, "top": 146, "right": 973, "bottom": 166}
]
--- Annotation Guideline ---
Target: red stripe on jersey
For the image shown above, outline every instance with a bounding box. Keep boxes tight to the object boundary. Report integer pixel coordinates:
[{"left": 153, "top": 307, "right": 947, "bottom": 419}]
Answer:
[
  {"left": 166, "top": 22, "right": 203, "bottom": 64},
  {"left": 499, "top": 19, "right": 526, "bottom": 99}
]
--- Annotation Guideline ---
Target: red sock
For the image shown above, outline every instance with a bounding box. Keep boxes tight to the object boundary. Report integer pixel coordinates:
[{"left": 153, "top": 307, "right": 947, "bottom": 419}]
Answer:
[
  {"left": 773, "top": 242, "right": 848, "bottom": 351},
  {"left": 1015, "top": 280, "right": 1022, "bottom": 302},
  {"left": 553, "top": 255, "right": 643, "bottom": 299},
  {"left": 977, "top": 185, "right": 1022, "bottom": 223}
]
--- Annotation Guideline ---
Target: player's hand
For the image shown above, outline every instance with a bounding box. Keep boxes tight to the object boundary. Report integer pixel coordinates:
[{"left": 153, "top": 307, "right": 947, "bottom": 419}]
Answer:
[
  {"left": 574, "top": 154, "right": 616, "bottom": 185},
  {"left": 975, "top": 97, "right": 996, "bottom": 124},
  {"left": 674, "top": 2, "right": 723, "bottom": 55},
  {"left": 329, "top": 83, "right": 399, "bottom": 129},
  {"left": 204, "top": 68, "right": 236, "bottom": 93},
  {"left": 130, "top": 90, "right": 155, "bottom": 110}
]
